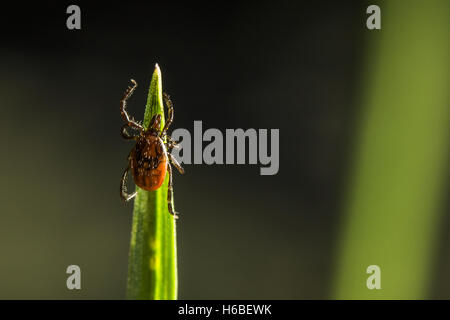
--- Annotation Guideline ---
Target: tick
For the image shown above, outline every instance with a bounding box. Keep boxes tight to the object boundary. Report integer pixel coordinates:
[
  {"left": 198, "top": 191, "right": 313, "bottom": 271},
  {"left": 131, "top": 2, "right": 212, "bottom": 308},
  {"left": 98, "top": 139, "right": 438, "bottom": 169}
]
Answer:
[{"left": 119, "top": 79, "right": 184, "bottom": 218}]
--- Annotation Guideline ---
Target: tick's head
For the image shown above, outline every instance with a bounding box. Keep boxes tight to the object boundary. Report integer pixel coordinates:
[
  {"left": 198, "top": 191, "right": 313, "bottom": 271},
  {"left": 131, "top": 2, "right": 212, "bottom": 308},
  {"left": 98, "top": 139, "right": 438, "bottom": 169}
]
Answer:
[{"left": 148, "top": 114, "right": 162, "bottom": 133}]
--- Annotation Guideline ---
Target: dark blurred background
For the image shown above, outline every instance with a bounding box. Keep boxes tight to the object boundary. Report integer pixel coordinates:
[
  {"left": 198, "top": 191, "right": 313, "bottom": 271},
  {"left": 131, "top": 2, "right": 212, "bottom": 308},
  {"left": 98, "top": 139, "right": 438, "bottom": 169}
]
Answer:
[{"left": 0, "top": 1, "right": 448, "bottom": 299}]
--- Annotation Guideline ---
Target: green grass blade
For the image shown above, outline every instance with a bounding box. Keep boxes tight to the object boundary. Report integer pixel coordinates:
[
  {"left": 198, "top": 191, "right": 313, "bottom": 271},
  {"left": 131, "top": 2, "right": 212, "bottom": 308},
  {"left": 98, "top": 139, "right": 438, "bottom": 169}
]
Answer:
[
  {"left": 333, "top": 0, "right": 450, "bottom": 299},
  {"left": 126, "top": 64, "right": 178, "bottom": 300}
]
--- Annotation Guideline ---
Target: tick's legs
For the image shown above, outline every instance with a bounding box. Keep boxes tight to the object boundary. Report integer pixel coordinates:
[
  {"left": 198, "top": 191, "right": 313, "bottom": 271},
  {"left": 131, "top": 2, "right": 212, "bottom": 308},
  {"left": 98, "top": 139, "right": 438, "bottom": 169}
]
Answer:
[
  {"left": 161, "top": 93, "right": 174, "bottom": 137},
  {"left": 167, "top": 163, "right": 178, "bottom": 218},
  {"left": 167, "top": 152, "right": 184, "bottom": 218},
  {"left": 167, "top": 136, "right": 180, "bottom": 149},
  {"left": 120, "top": 162, "right": 137, "bottom": 201},
  {"left": 121, "top": 124, "right": 139, "bottom": 140},
  {"left": 168, "top": 153, "right": 185, "bottom": 174},
  {"left": 120, "top": 79, "right": 144, "bottom": 131}
]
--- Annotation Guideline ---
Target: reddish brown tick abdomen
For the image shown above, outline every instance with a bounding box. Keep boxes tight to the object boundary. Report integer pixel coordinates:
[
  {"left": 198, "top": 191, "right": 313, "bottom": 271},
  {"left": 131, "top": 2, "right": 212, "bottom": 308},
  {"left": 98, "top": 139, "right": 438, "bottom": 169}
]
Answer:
[{"left": 130, "top": 134, "right": 168, "bottom": 191}]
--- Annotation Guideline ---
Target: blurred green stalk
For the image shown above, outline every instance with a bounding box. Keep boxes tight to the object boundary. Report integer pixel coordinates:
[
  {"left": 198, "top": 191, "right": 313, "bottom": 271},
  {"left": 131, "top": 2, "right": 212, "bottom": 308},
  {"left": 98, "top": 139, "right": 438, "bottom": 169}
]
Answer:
[
  {"left": 126, "top": 64, "right": 178, "bottom": 300},
  {"left": 334, "top": 0, "right": 450, "bottom": 299}
]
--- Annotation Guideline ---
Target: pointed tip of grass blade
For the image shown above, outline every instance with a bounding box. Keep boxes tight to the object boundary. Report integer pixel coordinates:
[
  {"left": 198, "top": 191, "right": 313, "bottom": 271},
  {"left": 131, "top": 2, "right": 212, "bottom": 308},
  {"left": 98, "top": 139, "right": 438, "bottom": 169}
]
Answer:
[
  {"left": 153, "top": 63, "right": 161, "bottom": 78},
  {"left": 143, "top": 63, "right": 164, "bottom": 129}
]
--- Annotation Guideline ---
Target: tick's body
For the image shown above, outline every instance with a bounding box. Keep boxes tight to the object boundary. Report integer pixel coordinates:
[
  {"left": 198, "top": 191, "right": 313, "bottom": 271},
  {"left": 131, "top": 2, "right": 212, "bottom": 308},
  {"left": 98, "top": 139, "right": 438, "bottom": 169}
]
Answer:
[
  {"left": 131, "top": 133, "right": 168, "bottom": 191},
  {"left": 119, "top": 79, "right": 184, "bottom": 217}
]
